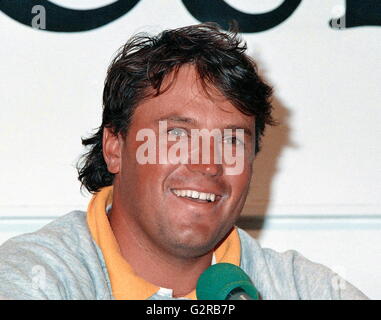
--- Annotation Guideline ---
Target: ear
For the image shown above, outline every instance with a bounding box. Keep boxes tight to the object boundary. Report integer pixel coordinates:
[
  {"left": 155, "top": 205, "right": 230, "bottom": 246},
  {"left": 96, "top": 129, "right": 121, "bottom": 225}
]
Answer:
[{"left": 102, "top": 127, "right": 122, "bottom": 174}]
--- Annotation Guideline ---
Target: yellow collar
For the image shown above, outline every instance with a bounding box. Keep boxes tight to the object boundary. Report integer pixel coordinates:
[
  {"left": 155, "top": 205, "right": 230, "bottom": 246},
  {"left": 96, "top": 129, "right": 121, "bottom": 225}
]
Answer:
[{"left": 86, "top": 186, "right": 241, "bottom": 300}]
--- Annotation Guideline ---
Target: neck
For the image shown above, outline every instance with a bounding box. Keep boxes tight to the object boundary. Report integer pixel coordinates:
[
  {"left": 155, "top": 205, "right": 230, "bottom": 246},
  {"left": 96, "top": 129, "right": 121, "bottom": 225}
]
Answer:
[{"left": 108, "top": 206, "right": 213, "bottom": 297}]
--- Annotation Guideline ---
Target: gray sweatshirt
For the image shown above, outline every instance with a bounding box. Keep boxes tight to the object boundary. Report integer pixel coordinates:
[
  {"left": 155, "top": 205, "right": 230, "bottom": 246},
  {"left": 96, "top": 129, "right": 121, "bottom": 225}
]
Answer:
[{"left": 0, "top": 211, "right": 368, "bottom": 300}]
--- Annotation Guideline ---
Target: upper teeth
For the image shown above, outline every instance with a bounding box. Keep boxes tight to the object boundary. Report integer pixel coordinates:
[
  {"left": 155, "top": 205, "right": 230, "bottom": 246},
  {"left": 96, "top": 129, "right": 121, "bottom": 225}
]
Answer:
[{"left": 172, "top": 189, "right": 216, "bottom": 202}]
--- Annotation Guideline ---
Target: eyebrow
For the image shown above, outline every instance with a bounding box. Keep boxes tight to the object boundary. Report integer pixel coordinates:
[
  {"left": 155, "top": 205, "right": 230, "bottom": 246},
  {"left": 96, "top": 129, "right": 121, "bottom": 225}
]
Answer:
[
  {"left": 157, "top": 115, "right": 197, "bottom": 124},
  {"left": 157, "top": 115, "right": 253, "bottom": 137},
  {"left": 224, "top": 125, "right": 253, "bottom": 137}
]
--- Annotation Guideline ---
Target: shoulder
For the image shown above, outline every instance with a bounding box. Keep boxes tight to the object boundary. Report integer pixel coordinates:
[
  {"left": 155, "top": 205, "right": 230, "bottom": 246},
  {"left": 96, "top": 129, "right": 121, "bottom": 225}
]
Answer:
[
  {"left": 0, "top": 211, "right": 111, "bottom": 300},
  {"left": 237, "top": 228, "right": 368, "bottom": 300},
  {"left": 0, "top": 211, "right": 92, "bottom": 261}
]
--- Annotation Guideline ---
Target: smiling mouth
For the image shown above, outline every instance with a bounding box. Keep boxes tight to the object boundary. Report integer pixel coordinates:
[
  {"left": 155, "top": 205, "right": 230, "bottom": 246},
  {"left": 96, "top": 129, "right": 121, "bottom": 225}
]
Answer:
[{"left": 171, "top": 189, "right": 219, "bottom": 203}]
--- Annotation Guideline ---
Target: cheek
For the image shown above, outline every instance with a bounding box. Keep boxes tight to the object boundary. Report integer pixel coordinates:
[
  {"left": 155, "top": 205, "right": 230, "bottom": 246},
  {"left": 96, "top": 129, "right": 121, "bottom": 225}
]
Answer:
[
  {"left": 123, "top": 135, "right": 177, "bottom": 197},
  {"left": 226, "top": 168, "right": 252, "bottom": 202},
  {"left": 123, "top": 162, "right": 175, "bottom": 199}
]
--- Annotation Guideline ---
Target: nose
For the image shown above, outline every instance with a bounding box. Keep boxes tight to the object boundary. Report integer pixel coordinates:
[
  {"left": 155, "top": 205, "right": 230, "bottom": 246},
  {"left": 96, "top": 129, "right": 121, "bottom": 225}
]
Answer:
[
  {"left": 186, "top": 162, "right": 223, "bottom": 176},
  {"left": 186, "top": 139, "right": 223, "bottom": 177}
]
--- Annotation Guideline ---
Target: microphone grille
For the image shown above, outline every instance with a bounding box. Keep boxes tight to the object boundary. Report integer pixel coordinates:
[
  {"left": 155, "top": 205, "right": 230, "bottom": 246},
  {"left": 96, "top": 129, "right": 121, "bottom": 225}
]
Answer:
[{"left": 196, "top": 263, "right": 259, "bottom": 300}]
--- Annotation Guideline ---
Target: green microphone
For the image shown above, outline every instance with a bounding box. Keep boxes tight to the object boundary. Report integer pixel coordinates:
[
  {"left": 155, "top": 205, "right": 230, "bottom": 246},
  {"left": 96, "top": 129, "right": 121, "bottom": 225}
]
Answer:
[{"left": 196, "top": 263, "right": 260, "bottom": 300}]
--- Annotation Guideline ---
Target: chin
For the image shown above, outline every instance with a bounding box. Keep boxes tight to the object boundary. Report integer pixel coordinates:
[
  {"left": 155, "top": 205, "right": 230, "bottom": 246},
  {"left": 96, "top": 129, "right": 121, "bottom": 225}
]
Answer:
[
  {"left": 166, "top": 231, "right": 222, "bottom": 259},
  {"left": 170, "top": 243, "right": 214, "bottom": 259}
]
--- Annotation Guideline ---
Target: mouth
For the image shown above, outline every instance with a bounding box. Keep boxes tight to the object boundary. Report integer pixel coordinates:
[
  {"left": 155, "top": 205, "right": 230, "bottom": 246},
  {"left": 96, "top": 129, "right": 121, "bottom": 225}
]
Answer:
[{"left": 170, "top": 188, "right": 221, "bottom": 204}]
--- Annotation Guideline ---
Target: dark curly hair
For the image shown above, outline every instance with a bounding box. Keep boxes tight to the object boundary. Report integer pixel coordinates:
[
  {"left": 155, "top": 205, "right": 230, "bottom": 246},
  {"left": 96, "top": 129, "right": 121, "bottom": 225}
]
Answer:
[{"left": 77, "top": 23, "right": 275, "bottom": 194}]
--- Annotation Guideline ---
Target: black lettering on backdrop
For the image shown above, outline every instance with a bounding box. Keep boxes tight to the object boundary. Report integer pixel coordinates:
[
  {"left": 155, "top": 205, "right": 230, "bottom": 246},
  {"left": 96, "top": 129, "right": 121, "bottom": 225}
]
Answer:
[
  {"left": 0, "top": 0, "right": 140, "bottom": 32},
  {"left": 1, "top": 0, "right": 380, "bottom": 33},
  {"left": 181, "top": 0, "right": 302, "bottom": 33},
  {"left": 329, "top": 0, "right": 381, "bottom": 30}
]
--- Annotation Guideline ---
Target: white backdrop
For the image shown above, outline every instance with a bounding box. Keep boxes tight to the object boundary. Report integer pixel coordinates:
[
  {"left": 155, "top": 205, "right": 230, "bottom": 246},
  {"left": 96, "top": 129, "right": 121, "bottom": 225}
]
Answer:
[{"left": 0, "top": 0, "right": 380, "bottom": 298}]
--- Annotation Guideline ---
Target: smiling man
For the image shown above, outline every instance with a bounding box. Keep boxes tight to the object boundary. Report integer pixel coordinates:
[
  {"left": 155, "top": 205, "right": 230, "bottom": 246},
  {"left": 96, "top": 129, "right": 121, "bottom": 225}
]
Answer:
[
  {"left": 0, "top": 23, "right": 368, "bottom": 300},
  {"left": 102, "top": 64, "right": 256, "bottom": 297}
]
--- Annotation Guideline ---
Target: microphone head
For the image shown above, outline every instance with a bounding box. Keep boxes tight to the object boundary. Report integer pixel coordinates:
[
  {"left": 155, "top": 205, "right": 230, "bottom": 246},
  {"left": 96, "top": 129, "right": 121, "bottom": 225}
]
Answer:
[{"left": 196, "top": 263, "right": 259, "bottom": 300}]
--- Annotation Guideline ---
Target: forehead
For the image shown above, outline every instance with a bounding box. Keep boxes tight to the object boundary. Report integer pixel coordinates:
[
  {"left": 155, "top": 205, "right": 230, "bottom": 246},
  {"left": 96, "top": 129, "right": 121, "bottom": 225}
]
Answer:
[{"left": 132, "top": 64, "right": 254, "bottom": 129}]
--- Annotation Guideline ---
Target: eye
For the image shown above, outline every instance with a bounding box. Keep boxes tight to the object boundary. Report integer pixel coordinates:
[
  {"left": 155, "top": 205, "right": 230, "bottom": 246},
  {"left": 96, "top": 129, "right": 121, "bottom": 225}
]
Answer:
[
  {"left": 168, "top": 127, "right": 188, "bottom": 137},
  {"left": 223, "top": 136, "right": 244, "bottom": 146}
]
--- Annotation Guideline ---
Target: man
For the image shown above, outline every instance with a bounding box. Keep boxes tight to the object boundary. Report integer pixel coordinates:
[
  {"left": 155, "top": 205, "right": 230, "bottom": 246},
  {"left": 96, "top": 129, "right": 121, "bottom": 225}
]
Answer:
[{"left": 0, "top": 23, "right": 367, "bottom": 299}]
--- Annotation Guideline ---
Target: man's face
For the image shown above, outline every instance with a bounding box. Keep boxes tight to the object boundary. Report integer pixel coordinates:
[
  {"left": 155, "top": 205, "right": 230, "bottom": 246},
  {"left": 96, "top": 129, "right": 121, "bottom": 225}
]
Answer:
[{"left": 112, "top": 65, "right": 255, "bottom": 259}]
